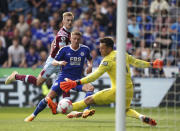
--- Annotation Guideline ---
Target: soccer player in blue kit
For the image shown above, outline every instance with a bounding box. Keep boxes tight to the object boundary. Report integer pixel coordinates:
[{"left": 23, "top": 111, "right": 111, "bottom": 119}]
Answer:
[{"left": 24, "top": 31, "right": 94, "bottom": 121}]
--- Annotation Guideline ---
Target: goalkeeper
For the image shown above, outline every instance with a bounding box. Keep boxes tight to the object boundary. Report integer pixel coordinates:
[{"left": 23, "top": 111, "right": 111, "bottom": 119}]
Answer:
[{"left": 60, "top": 37, "right": 163, "bottom": 126}]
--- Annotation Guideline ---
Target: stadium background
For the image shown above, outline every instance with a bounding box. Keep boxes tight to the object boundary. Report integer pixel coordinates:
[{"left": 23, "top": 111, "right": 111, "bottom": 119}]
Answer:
[{"left": 0, "top": 0, "right": 180, "bottom": 130}]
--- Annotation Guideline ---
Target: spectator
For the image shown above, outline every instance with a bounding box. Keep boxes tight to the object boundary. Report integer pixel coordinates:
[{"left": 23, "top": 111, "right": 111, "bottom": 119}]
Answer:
[
  {"left": 68, "top": 1, "right": 82, "bottom": 20},
  {"left": 4, "top": 19, "right": 14, "bottom": 41},
  {"left": 82, "top": 11, "right": 93, "bottom": 28},
  {"left": 138, "top": 11, "right": 153, "bottom": 47},
  {"left": 13, "top": 28, "right": 20, "bottom": 42},
  {"left": 0, "top": 29, "right": 6, "bottom": 48},
  {"left": 169, "top": 1, "right": 180, "bottom": 23},
  {"left": 35, "top": 21, "right": 53, "bottom": 50},
  {"left": 155, "top": 26, "right": 172, "bottom": 50},
  {"left": 8, "top": 0, "right": 30, "bottom": 15},
  {"left": 21, "top": 35, "right": 31, "bottom": 52},
  {"left": 93, "top": 5, "right": 109, "bottom": 29},
  {"left": 36, "top": 6, "right": 49, "bottom": 22},
  {"left": 31, "top": 18, "right": 41, "bottom": 42},
  {"left": 100, "top": 0, "right": 108, "bottom": 15},
  {"left": 16, "top": 14, "right": 29, "bottom": 37},
  {"left": 150, "top": 42, "right": 166, "bottom": 61},
  {"left": 169, "top": 16, "right": 180, "bottom": 48},
  {"left": 0, "top": 39, "right": 8, "bottom": 67},
  {"left": 165, "top": 49, "right": 176, "bottom": 67},
  {"left": 26, "top": 12, "right": 33, "bottom": 25},
  {"left": 105, "top": 4, "right": 116, "bottom": 36},
  {"left": 82, "top": 26, "right": 95, "bottom": 51},
  {"left": 0, "top": 0, "right": 8, "bottom": 15},
  {"left": 137, "top": 0, "right": 150, "bottom": 14},
  {"left": 47, "top": 0, "right": 61, "bottom": 14},
  {"left": 128, "top": 15, "right": 141, "bottom": 47},
  {"left": 150, "top": 0, "right": 169, "bottom": 16},
  {"left": 135, "top": 40, "right": 151, "bottom": 61},
  {"left": 7, "top": 38, "right": 25, "bottom": 67},
  {"left": 9, "top": 10, "right": 19, "bottom": 25},
  {"left": 50, "top": 11, "right": 62, "bottom": 28},
  {"left": 27, "top": 0, "right": 47, "bottom": 16},
  {"left": 72, "top": 19, "right": 84, "bottom": 32},
  {"left": 95, "top": 31, "right": 105, "bottom": 50},
  {"left": 0, "top": 14, "right": 5, "bottom": 30},
  {"left": 127, "top": 0, "right": 135, "bottom": 16},
  {"left": 24, "top": 45, "right": 40, "bottom": 69},
  {"left": 91, "top": 49, "right": 102, "bottom": 68},
  {"left": 38, "top": 50, "right": 47, "bottom": 68},
  {"left": 35, "top": 39, "right": 48, "bottom": 53}
]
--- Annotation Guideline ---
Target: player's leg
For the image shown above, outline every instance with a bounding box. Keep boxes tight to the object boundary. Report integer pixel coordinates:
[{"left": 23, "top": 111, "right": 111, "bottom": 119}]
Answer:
[
  {"left": 5, "top": 70, "right": 46, "bottom": 86},
  {"left": 68, "top": 88, "right": 115, "bottom": 118},
  {"left": 67, "top": 84, "right": 94, "bottom": 118},
  {"left": 82, "top": 83, "right": 94, "bottom": 110},
  {"left": 125, "top": 85, "right": 157, "bottom": 126},
  {"left": 24, "top": 90, "right": 57, "bottom": 122}
]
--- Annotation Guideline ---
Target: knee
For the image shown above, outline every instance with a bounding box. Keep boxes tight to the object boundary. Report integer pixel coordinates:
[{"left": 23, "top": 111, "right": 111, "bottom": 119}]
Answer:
[
  {"left": 84, "top": 96, "right": 94, "bottom": 105},
  {"left": 36, "top": 81, "right": 43, "bottom": 86}
]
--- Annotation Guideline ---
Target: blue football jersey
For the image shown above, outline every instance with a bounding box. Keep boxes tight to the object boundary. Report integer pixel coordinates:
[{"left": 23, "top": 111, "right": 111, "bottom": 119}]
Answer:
[{"left": 55, "top": 44, "right": 92, "bottom": 80}]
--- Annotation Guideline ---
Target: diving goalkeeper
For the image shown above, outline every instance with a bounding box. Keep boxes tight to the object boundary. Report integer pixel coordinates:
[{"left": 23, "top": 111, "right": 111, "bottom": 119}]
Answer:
[{"left": 60, "top": 37, "right": 163, "bottom": 126}]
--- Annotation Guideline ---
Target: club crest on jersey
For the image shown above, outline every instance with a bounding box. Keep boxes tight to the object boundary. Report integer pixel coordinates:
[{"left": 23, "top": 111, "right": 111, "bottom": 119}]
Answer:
[
  {"left": 61, "top": 36, "right": 66, "bottom": 42},
  {"left": 102, "top": 61, "right": 108, "bottom": 66},
  {"left": 80, "top": 52, "right": 84, "bottom": 56}
]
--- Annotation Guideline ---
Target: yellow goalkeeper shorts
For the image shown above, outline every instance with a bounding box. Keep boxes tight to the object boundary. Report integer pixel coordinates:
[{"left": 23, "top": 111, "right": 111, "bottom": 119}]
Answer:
[{"left": 92, "top": 84, "right": 133, "bottom": 108}]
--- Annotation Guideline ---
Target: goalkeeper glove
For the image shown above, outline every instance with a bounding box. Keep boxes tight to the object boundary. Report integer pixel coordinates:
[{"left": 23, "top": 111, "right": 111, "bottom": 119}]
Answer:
[
  {"left": 152, "top": 59, "right": 163, "bottom": 69},
  {"left": 60, "top": 78, "right": 81, "bottom": 93}
]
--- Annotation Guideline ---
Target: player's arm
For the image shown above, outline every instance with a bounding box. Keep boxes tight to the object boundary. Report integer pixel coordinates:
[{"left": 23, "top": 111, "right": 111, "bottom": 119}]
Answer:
[
  {"left": 52, "top": 60, "right": 67, "bottom": 66},
  {"left": 81, "top": 60, "right": 111, "bottom": 84},
  {"left": 127, "top": 53, "right": 163, "bottom": 69},
  {"left": 52, "top": 47, "right": 67, "bottom": 66},
  {"left": 60, "top": 59, "right": 112, "bottom": 93},
  {"left": 86, "top": 49, "right": 93, "bottom": 74},
  {"left": 86, "top": 58, "right": 93, "bottom": 74}
]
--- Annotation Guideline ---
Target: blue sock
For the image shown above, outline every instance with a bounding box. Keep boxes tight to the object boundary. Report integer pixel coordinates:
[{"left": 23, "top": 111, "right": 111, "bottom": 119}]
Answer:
[
  {"left": 33, "top": 99, "right": 47, "bottom": 116},
  {"left": 84, "top": 91, "right": 93, "bottom": 111}
]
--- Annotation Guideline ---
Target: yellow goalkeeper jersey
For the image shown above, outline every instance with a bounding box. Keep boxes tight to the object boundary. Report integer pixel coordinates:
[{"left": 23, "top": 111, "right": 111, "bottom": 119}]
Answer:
[{"left": 80, "top": 50, "right": 151, "bottom": 89}]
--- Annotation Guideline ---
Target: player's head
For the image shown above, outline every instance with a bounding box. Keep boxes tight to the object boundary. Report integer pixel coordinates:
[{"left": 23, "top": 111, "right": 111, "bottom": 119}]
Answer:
[
  {"left": 99, "top": 37, "right": 114, "bottom": 57},
  {"left": 62, "top": 12, "right": 74, "bottom": 30},
  {"left": 71, "top": 31, "right": 82, "bottom": 46}
]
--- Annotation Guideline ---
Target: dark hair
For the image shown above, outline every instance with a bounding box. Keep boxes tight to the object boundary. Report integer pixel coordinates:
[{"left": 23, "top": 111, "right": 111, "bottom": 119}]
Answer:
[{"left": 100, "top": 37, "right": 114, "bottom": 48}]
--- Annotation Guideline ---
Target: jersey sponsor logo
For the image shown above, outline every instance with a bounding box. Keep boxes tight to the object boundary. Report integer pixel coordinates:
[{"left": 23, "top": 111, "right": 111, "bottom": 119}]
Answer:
[
  {"left": 70, "top": 57, "right": 81, "bottom": 65},
  {"left": 61, "top": 36, "right": 66, "bottom": 42},
  {"left": 80, "top": 52, "right": 84, "bottom": 56},
  {"left": 102, "top": 61, "right": 108, "bottom": 66}
]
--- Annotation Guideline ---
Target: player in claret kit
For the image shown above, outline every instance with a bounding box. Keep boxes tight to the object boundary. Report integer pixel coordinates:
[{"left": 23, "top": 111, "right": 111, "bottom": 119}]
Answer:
[
  {"left": 5, "top": 12, "right": 73, "bottom": 87},
  {"left": 24, "top": 31, "right": 94, "bottom": 122},
  {"left": 60, "top": 37, "right": 163, "bottom": 126}
]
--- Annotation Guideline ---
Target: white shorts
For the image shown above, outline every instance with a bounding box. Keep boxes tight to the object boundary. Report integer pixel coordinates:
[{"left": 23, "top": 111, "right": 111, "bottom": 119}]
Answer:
[{"left": 40, "top": 56, "right": 61, "bottom": 79}]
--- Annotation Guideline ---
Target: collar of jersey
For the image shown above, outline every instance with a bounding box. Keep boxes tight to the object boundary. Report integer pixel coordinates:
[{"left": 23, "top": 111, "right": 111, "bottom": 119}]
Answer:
[
  {"left": 63, "top": 26, "right": 70, "bottom": 32},
  {"left": 70, "top": 44, "right": 81, "bottom": 51}
]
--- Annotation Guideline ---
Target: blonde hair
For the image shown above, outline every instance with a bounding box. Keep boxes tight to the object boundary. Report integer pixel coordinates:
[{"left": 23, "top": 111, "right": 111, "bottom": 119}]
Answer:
[
  {"left": 71, "top": 31, "right": 82, "bottom": 37},
  {"left": 63, "top": 12, "right": 74, "bottom": 18}
]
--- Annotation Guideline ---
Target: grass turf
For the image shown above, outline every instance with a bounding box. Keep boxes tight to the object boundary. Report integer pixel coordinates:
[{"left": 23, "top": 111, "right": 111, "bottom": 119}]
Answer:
[{"left": 0, "top": 107, "right": 179, "bottom": 131}]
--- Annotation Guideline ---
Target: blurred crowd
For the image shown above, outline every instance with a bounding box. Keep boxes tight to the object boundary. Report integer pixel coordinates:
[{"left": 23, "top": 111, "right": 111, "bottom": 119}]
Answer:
[{"left": 0, "top": 0, "right": 180, "bottom": 77}]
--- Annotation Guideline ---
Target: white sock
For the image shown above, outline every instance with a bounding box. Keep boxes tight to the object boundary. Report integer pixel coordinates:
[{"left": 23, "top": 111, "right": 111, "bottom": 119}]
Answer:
[{"left": 139, "top": 115, "right": 144, "bottom": 121}]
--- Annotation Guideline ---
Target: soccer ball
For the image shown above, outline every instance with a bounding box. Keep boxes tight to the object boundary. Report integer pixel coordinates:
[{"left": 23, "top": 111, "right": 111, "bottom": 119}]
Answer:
[{"left": 57, "top": 99, "right": 72, "bottom": 114}]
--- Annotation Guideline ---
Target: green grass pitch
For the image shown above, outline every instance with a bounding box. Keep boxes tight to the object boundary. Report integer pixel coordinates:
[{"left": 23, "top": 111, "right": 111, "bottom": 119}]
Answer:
[{"left": 0, "top": 107, "right": 179, "bottom": 131}]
